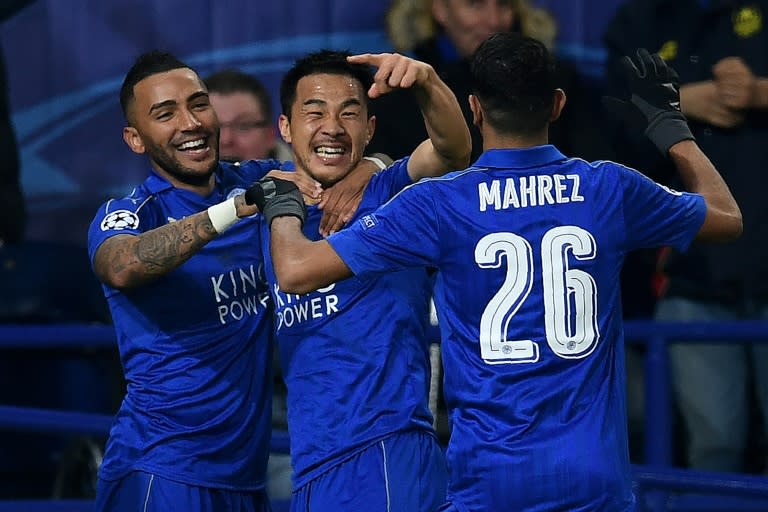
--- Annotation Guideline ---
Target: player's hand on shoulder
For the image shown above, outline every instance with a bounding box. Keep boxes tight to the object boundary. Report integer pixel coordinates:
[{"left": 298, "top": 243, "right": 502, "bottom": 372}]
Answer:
[
  {"left": 348, "top": 53, "right": 434, "bottom": 98},
  {"left": 266, "top": 170, "right": 322, "bottom": 202},
  {"left": 245, "top": 177, "right": 307, "bottom": 227}
]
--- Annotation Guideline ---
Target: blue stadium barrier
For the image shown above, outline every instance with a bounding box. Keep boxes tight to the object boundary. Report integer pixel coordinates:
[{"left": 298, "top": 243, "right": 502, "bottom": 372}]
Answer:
[
  {"left": 633, "top": 465, "right": 768, "bottom": 512},
  {"left": 623, "top": 320, "right": 768, "bottom": 469},
  {"left": 1, "top": 321, "right": 768, "bottom": 511}
]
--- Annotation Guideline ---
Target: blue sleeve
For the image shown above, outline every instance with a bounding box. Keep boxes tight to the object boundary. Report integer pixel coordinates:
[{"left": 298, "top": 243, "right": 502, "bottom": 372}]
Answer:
[
  {"left": 617, "top": 164, "right": 706, "bottom": 252},
  {"left": 87, "top": 196, "right": 160, "bottom": 265},
  {"left": 361, "top": 158, "right": 413, "bottom": 203},
  {"left": 328, "top": 179, "right": 441, "bottom": 278},
  {"left": 225, "top": 158, "right": 290, "bottom": 182}
]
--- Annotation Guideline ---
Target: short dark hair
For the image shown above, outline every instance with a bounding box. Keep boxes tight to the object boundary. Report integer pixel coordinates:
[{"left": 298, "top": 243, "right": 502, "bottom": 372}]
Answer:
[
  {"left": 119, "top": 50, "right": 193, "bottom": 122},
  {"left": 204, "top": 69, "right": 274, "bottom": 121},
  {"left": 470, "top": 33, "right": 556, "bottom": 135},
  {"left": 279, "top": 49, "right": 374, "bottom": 119}
]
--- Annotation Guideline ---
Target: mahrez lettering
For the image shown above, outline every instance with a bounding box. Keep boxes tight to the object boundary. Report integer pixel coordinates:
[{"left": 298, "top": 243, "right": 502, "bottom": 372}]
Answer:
[
  {"left": 211, "top": 265, "right": 269, "bottom": 325},
  {"left": 274, "top": 283, "right": 339, "bottom": 329},
  {"left": 478, "top": 174, "right": 584, "bottom": 211}
]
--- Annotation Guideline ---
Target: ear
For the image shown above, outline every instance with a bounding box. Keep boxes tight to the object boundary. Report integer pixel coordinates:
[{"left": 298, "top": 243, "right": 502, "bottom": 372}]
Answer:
[
  {"left": 550, "top": 88, "right": 567, "bottom": 123},
  {"left": 122, "top": 126, "right": 145, "bottom": 155},
  {"left": 469, "top": 94, "right": 483, "bottom": 128},
  {"left": 278, "top": 114, "right": 292, "bottom": 144},
  {"left": 365, "top": 115, "right": 376, "bottom": 147}
]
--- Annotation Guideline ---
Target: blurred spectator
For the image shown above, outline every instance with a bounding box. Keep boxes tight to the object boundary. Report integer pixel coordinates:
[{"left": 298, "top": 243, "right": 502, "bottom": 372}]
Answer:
[
  {"left": 205, "top": 69, "right": 292, "bottom": 162},
  {"left": 203, "top": 68, "right": 294, "bottom": 501},
  {"left": 0, "top": 0, "right": 34, "bottom": 245},
  {"left": 372, "top": 0, "right": 613, "bottom": 163},
  {"left": 604, "top": 0, "right": 768, "bottom": 473}
]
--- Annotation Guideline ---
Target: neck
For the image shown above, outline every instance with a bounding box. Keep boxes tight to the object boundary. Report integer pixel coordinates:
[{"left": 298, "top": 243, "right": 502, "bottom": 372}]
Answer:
[
  {"left": 293, "top": 166, "right": 324, "bottom": 205},
  {"left": 481, "top": 130, "right": 548, "bottom": 151},
  {"left": 153, "top": 166, "right": 217, "bottom": 196}
]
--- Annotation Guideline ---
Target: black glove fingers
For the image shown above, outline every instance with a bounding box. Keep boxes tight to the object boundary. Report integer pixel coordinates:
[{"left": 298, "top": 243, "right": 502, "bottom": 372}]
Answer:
[
  {"left": 609, "top": 48, "right": 694, "bottom": 155},
  {"left": 254, "top": 177, "right": 307, "bottom": 227},
  {"left": 650, "top": 52, "right": 671, "bottom": 82},
  {"left": 274, "top": 179, "right": 300, "bottom": 195},
  {"left": 245, "top": 182, "right": 266, "bottom": 207},
  {"left": 665, "top": 60, "right": 681, "bottom": 85},
  {"left": 636, "top": 48, "right": 656, "bottom": 78},
  {"left": 620, "top": 54, "right": 642, "bottom": 82}
]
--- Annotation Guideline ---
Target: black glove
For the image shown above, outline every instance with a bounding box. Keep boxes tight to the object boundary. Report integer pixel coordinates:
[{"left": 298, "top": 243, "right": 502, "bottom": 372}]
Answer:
[
  {"left": 603, "top": 48, "right": 695, "bottom": 155},
  {"left": 245, "top": 177, "right": 307, "bottom": 227}
]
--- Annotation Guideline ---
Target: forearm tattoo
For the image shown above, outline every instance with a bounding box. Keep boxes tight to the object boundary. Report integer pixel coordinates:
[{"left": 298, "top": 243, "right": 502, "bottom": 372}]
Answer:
[{"left": 96, "top": 211, "right": 218, "bottom": 288}]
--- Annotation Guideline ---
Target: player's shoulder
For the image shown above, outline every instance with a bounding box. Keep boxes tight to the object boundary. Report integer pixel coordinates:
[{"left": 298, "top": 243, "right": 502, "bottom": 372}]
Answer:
[
  {"left": 418, "top": 166, "right": 480, "bottom": 185},
  {"left": 219, "top": 158, "right": 288, "bottom": 184},
  {"left": 90, "top": 183, "right": 158, "bottom": 232},
  {"left": 96, "top": 180, "right": 155, "bottom": 214},
  {"left": 564, "top": 157, "right": 632, "bottom": 176},
  {"left": 376, "top": 156, "right": 410, "bottom": 178}
]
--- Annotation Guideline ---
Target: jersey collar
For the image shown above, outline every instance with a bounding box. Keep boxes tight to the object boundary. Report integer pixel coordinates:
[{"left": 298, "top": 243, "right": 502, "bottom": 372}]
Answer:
[{"left": 473, "top": 145, "right": 567, "bottom": 169}]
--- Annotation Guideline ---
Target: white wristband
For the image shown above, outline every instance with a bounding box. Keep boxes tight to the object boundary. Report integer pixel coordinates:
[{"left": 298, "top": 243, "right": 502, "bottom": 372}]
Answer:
[
  {"left": 363, "top": 155, "right": 387, "bottom": 170},
  {"left": 207, "top": 197, "right": 239, "bottom": 234}
]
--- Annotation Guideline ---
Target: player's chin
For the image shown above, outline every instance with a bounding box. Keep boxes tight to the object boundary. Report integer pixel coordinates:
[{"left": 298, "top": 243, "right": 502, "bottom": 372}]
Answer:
[
  {"left": 310, "top": 156, "right": 354, "bottom": 182},
  {"left": 310, "top": 165, "right": 352, "bottom": 187},
  {"left": 180, "top": 150, "right": 218, "bottom": 171},
  {"left": 179, "top": 158, "right": 218, "bottom": 179}
]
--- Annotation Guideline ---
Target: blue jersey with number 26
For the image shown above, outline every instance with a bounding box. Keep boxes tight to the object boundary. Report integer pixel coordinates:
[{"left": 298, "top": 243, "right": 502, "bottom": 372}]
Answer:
[{"left": 329, "top": 146, "right": 706, "bottom": 512}]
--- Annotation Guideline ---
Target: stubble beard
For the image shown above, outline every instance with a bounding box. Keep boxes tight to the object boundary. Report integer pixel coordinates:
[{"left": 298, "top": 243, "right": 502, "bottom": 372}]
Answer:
[{"left": 146, "top": 140, "right": 218, "bottom": 188}]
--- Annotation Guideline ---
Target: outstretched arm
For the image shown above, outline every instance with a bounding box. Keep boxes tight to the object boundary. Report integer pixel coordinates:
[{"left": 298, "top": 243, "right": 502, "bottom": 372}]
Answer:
[
  {"left": 93, "top": 193, "right": 258, "bottom": 290},
  {"left": 270, "top": 216, "right": 351, "bottom": 294},
  {"left": 668, "top": 140, "right": 742, "bottom": 241},
  {"left": 348, "top": 53, "right": 471, "bottom": 181},
  {"left": 246, "top": 176, "right": 351, "bottom": 293}
]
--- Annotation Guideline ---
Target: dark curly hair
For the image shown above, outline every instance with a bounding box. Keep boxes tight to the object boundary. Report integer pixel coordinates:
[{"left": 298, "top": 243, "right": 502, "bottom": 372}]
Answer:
[{"left": 470, "top": 33, "right": 556, "bottom": 135}]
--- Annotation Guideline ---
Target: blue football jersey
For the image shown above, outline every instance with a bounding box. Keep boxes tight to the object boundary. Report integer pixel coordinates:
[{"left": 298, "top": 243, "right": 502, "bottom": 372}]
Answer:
[
  {"left": 88, "top": 160, "right": 283, "bottom": 491},
  {"left": 259, "top": 158, "right": 436, "bottom": 488},
  {"left": 329, "top": 146, "right": 706, "bottom": 511}
]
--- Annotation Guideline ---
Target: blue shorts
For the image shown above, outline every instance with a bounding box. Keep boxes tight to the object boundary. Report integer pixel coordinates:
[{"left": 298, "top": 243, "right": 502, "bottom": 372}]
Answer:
[
  {"left": 291, "top": 429, "right": 447, "bottom": 512},
  {"left": 94, "top": 471, "right": 271, "bottom": 512}
]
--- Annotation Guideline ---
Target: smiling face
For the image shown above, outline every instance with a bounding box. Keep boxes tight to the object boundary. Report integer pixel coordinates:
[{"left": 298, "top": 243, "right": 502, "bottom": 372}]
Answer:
[
  {"left": 123, "top": 68, "right": 220, "bottom": 191},
  {"left": 279, "top": 73, "right": 375, "bottom": 187}
]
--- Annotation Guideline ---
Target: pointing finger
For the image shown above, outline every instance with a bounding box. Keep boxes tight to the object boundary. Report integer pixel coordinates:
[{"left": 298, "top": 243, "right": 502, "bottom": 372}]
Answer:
[{"left": 347, "top": 53, "right": 384, "bottom": 66}]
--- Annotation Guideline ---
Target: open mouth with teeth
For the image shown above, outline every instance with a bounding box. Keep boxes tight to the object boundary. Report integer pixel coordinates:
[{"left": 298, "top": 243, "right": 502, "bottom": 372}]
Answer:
[
  {"left": 176, "top": 137, "right": 211, "bottom": 159},
  {"left": 314, "top": 145, "right": 347, "bottom": 163}
]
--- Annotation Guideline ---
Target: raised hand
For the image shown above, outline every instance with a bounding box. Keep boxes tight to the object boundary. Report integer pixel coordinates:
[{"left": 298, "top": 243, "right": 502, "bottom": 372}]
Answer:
[
  {"left": 603, "top": 48, "right": 695, "bottom": 154},
  {"left": 347, "top": 53, "right": 434, "bottom": 98}
]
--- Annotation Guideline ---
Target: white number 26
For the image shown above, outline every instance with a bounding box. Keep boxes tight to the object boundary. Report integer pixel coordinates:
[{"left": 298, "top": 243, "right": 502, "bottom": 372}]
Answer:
[{"left": 474, "top": 226, "right": 599, "bottom": 365}]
